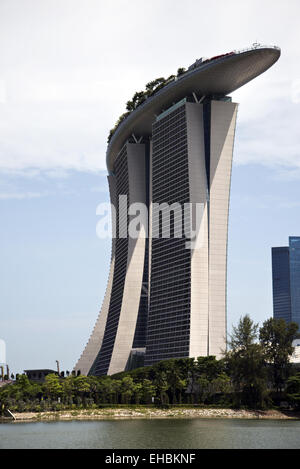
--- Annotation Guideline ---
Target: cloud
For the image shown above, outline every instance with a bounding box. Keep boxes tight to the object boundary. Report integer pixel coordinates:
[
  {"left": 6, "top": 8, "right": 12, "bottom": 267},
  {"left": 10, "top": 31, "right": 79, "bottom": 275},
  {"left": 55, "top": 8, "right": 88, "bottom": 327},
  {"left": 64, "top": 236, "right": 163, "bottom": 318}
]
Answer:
[
  {"left": 90, "top": 185, "right": 108, "bottom": 193},
  {"left": 0, "top": 191, "right": 47, "bottom": 200},
  {"left": 272, "top": 168, "right": 300, "bottom": 181},
  {"left": 0, "top": 166, "right": 108, "bottom": 202},
  {"left": 0, "top": 0, "right": 299, "bottom": 175},
  {"left": 234, "top": 97, "right": 300, "bottom": 171}
]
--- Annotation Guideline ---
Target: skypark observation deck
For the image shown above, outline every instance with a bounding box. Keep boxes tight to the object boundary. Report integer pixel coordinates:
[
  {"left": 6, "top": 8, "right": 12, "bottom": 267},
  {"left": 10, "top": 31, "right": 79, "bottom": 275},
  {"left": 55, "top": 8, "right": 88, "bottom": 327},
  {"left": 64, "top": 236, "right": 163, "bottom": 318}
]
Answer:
[
  {"left": 75, "top": 44, "right": 280, "bottom": 376},
  {"left": 106, "top": 45, "right": 280, "bottom": 172}
]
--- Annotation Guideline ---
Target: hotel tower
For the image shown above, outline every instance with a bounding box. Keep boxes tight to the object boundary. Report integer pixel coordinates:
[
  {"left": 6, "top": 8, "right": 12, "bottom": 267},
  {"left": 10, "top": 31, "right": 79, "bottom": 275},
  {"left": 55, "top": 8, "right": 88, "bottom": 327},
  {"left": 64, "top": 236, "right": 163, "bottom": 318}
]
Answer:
[{"left": 75, "top": 45, "right": 280, "bottom": 376}]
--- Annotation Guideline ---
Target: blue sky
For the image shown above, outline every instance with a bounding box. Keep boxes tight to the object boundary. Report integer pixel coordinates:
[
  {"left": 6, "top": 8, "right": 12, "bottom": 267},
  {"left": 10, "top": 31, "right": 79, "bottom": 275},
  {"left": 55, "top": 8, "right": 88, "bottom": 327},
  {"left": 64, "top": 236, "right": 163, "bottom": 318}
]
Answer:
[{"left": 1, "top": 0, "right": 300, "bottom": 373}]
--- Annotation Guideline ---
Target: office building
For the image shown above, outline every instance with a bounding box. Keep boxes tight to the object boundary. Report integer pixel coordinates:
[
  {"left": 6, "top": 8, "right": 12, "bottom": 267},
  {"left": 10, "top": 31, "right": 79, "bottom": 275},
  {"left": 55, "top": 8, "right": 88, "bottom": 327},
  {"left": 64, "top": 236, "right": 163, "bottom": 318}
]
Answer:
[{"left": 272, "top": 237, "right": 300, "bottom": 329}]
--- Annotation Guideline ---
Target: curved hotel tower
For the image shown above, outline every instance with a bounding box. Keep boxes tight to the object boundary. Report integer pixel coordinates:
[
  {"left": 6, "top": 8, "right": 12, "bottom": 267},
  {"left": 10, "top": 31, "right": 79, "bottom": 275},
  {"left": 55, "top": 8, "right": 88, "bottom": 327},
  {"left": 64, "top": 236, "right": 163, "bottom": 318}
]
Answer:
[{"left": 75, "top": 45, "right": 280, "bottom": 376}]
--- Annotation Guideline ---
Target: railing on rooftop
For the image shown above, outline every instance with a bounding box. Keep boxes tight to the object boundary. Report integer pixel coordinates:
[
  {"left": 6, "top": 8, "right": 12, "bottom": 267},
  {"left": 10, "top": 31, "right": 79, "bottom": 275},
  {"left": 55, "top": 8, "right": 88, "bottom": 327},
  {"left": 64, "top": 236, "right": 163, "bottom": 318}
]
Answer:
[
  {"left": 178, "top": 43, "right": 280, "bottom": 81},
  {"left": 233, "top": 43, "right": 281, "bottom": 54}
]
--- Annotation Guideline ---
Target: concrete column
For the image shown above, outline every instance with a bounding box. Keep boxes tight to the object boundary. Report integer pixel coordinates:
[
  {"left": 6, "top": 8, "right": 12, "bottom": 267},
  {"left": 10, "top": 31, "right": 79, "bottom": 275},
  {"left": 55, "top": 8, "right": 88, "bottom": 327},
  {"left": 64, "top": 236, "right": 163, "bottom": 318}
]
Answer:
[
  {"left": 108, "top": 143, "right": 147, "bottom": 374},
  {"left": 186, "top": 102, "right": 209, "bottom": 358},
  {"left": 74, "top": 175, "right": 116, "bottom": 376},
  {"left": 208, "top": 100, "right": 238, "bottom": 358}
]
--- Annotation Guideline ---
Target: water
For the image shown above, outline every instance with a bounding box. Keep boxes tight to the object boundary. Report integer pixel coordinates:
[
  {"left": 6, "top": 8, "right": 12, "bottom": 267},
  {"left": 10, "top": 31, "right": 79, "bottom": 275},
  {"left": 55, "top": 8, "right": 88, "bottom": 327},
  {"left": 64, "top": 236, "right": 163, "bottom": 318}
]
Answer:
[{"left": 0, "top": 418, "right": 300, "bottom": 449}]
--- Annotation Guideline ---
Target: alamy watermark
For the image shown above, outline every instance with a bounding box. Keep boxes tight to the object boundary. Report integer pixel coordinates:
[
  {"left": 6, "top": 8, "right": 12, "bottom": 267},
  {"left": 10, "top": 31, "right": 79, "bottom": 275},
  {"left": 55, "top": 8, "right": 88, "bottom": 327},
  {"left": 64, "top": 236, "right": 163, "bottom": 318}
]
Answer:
[
  {"left": 0, "top": 339, "right": 6, "bottom": 365},
  {"left": 96, "top": 196, "right": 205, "bottom": 250}
]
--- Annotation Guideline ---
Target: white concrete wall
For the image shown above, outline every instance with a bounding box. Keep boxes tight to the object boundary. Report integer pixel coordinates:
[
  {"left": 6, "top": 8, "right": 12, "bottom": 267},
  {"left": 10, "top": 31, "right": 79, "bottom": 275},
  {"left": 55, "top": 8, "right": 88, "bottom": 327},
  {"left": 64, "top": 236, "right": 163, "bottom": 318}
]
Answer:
[
  {"left": 208, "top": 100, "right": 238, "bottom": 358},
  {"left": 186, "top": 102, "right": 209, "bottom": 358},
  {"left": 108, "top": 143, "right": 147, "bottom": 375}
]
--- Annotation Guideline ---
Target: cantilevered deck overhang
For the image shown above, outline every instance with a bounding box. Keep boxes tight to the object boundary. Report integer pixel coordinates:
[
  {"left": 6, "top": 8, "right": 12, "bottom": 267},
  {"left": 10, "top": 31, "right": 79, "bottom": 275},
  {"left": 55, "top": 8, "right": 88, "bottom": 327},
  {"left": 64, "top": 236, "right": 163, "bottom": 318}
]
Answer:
[{"left": 106, "top": 46, "right": 280, "bottom": 172}]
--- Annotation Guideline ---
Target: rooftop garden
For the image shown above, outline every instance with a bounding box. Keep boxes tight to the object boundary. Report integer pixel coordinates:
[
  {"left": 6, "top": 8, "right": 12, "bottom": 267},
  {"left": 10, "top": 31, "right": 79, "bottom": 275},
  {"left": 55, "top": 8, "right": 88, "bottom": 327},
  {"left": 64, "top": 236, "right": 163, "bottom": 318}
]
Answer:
[
  {"left": 106, "top": 45, "right": 279, "bottom": 145},
  {"left": 106, "top": 51, "right": 238, "bottom": 144},
  {"left": 107, "top": 67, "right": 187, "bottom": 143}
]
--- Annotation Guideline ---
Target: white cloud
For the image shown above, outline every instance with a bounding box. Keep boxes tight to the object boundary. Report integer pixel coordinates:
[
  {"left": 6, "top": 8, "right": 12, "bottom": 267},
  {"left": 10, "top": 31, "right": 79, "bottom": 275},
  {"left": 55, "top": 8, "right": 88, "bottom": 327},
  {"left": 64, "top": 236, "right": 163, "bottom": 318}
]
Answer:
[
  {"left": 0, "top": 191, "right": 47, "bottom": 200},
  {"left": 0, "top": 0, "right": 299, "bottom": 174}
]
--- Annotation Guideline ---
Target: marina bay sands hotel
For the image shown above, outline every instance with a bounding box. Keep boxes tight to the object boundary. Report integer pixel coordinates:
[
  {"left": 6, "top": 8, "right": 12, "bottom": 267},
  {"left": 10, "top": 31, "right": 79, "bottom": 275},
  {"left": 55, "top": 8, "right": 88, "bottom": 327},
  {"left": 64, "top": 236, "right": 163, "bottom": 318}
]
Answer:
[{"left": 75, "top": 45, "right": 280, "bottom": 376}]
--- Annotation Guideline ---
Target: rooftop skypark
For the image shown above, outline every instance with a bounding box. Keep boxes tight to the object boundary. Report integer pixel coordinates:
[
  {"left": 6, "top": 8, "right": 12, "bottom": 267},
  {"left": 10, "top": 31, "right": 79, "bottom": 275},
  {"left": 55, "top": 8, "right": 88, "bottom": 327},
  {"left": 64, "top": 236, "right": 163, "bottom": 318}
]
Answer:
[{"left": 106, "top": 43, "right": 280, "bottom": 172}]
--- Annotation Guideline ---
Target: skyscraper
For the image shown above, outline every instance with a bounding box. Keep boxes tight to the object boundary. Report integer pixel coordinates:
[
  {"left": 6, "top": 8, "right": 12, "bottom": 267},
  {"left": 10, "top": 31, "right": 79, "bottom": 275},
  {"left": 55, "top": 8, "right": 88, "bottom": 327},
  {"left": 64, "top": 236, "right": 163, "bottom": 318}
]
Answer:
[
  {"left": 272, "top": 237, "right": 300, "bottom": 329},
  {"left": 75, "top": 44, "right": 280, "bottom": 376}
]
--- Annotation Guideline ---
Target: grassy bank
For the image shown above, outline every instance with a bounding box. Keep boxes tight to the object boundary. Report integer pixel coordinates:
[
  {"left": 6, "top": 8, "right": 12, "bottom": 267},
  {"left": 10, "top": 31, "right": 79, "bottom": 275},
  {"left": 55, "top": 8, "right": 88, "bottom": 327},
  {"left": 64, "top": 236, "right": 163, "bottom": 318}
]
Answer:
[{"left": 2, "top": 407, "right": 300, "bottom": 422}]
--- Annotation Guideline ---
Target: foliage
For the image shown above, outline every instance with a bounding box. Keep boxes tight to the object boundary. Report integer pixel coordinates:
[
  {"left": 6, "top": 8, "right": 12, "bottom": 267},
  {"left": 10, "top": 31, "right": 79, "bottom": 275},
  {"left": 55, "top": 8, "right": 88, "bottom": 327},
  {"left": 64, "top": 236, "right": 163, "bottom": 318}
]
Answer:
[
  {"left": 194, "top": 358, "right": 231, "bottom": 404},
  {"left": 44, "top": 374, "right": 62, "bottom": 400},
  {"left": 1, "top": 317, "right": 299, "bottom": 413},
  {"left": 286, "top": 373, "right": 300, "bottom": 409},
  {"left": 107, "top": 68, "right": 186, "bottom": 143},
  {"left": 224, "top": 315, "right": 269, "bottom": 408},
  {"left": 259, "top": 318, "right": 298, "bottom": 392}
]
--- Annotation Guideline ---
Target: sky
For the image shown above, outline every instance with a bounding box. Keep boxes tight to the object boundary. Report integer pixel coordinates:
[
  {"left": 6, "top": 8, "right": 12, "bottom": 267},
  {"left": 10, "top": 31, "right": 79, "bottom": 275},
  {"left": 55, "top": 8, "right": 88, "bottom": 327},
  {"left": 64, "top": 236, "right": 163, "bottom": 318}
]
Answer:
[{"left": 1, "top": 0, "right": 300, "bottom": 374}]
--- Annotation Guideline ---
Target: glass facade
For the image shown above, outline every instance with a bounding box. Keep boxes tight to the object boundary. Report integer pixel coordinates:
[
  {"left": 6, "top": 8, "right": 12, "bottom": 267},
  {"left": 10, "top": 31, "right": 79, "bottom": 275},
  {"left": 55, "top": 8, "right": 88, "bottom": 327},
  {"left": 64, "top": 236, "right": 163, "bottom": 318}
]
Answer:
[
  {"left": 90, "top": 146, "right": 129, "bottom": 376},
  {"left": 145, "top": 102, "right": 191, "bottom": 365},
  {"left": 272, "top": 247, "right": 292, "bottom": 324},
  {"left": 272, "top": 237, "right": 300, "bottom": 329},
  {"left": 289, "top": 237, "right": 300, "bottom": 328},
  {"left": 89, "top": 143, "right": 149, "bottom": 376}
]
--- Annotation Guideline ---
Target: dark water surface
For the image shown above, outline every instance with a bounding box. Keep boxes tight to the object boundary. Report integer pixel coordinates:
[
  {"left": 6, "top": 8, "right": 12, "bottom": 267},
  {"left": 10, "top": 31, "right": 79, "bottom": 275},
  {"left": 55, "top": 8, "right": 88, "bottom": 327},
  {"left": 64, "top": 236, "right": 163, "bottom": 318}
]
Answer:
[{"left": 0, "top": 418, "right": 300, "bottom": 449}]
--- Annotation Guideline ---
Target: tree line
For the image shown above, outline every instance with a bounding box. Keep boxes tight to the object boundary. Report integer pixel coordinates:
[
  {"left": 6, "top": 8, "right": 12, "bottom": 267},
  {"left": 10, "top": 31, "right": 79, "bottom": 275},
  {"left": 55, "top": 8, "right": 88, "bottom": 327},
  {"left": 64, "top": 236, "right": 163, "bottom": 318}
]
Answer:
[{"left": 1, "top": 316, "right": 300, "bottom": 413}]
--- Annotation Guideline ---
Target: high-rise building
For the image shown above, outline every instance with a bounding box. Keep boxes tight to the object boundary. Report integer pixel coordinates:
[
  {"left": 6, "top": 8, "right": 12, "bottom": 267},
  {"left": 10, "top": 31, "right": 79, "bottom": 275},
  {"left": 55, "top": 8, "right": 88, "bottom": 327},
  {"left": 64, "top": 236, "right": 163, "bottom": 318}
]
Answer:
[
  {"left": 75, "top": 45, "right": 280, "bottom": 376},
  {"left": 272, "top": 237, "right": 300, "bottom": 329}
]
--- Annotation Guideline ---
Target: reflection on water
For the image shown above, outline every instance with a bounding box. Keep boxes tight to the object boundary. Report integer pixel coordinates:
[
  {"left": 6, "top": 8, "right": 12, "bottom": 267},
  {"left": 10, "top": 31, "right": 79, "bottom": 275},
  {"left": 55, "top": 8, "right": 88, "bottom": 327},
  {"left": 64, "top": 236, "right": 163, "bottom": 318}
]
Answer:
[{"left": 0, "top": 418, "right": 300, "bottom": 449}]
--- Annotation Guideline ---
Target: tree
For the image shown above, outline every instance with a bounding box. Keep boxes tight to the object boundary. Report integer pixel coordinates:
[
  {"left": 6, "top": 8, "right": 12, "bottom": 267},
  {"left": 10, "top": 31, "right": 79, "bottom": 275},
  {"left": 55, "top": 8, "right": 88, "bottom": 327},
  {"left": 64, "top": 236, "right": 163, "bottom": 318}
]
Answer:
[
  {"left": 88, "top": 376, "right": 102, "bottom": 404},
  {"left": 16, "top": 374, "right": 31, "bottom": 390},
  {"left": 196, "top": 375, "right": 210, "bottom": 403},
  {"left": 211, "top": 373, "right": 231, "bottom": 397},
  {"left": 166, "top": 75, "right": 176, "bottom": 83},
  {"left": 154, "top": 368, "right": 169, "bottom": 404},
  {"left": 74, "top": 376, "right": 90, "bottom": 395},
  {"left": 177, "top": 67, "right": 186, "bottom": 76},
  {"left": 141, "top": 379, "right": 156, "bottom": 404},
  {"left": 183, "top": 358, "right": 197, "bottom": 403},
  {"left": 229, "top": 315, "right": 259, "bottom": 351},
  {"left": 133, "top": 382, "right": 143, "bottom": 404},
  {"left": 44, "top": 374, "right": 62, "bottom": 400},
  {"left": 259, "top": 318, "right": 299, "bottom": 393},
  {"left": 100, "top": 378, "right": 120, "bottom": 404},
  {"left": 196, "top": 356, "right": 223, "bottom": 381},
  {"left": 225, "top": 315, "right": 268, "bottom": 408},
  {"left": 286, "top": 373, "right": 300, "bottom": 409},
  {"left": 61, "top": 376, "right": 74, "bottom": 404},
  {"left": 193, "top": 357, "right": 229, "bottom": 404},
  {"left": 120, "top": 377, "right": 135, "bottom": 404},
  {"left": 165, "top": 359, "right": 186, "bottom": 404},
  {"left": 145, "top": 77, "right": 166, "bottom": 96},
  {"left": 73, "top": 376, "right": 91, "bottom": 405},
  {"left": 108, "top": 66, "right": 185, "bottom": 143}
]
